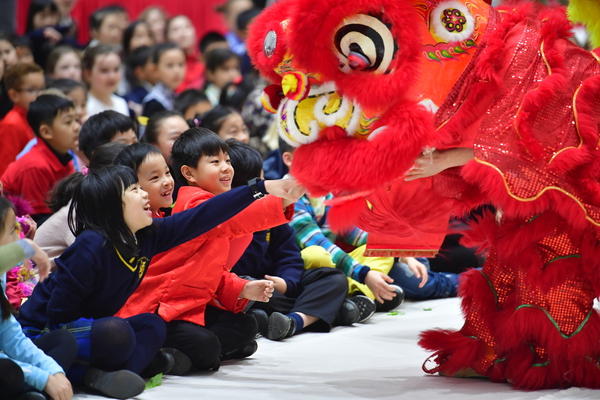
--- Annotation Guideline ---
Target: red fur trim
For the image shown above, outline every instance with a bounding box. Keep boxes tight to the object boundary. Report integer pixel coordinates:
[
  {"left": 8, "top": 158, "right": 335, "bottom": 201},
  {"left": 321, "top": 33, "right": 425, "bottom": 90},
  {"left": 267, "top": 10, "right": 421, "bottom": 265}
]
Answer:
[{"left": 419, "top": 329, "right": 488, "bottom": 375}]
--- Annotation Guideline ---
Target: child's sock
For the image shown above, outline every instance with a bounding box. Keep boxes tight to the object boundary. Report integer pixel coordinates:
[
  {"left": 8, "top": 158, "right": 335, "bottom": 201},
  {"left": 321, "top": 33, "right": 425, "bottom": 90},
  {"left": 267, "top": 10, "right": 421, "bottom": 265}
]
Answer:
[{"left": 287, "top": 312, "right": 304, "bottom": 334}]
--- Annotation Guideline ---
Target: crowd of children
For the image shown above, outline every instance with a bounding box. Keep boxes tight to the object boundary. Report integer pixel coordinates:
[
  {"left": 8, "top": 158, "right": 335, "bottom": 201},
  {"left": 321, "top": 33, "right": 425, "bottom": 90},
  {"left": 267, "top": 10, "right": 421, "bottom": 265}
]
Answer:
[{"left": 0, "top": 1, "right": 481, "bottom": 399}]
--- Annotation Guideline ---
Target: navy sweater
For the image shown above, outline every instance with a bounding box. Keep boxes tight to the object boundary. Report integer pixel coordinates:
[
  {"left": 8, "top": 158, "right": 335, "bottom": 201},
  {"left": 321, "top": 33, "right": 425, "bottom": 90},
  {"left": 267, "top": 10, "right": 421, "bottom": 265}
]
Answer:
[
  {"left": 19, "top": 185, "right": 259, "bottom": 328},
  {"left": 232, "top": 223, "right": 304, "bottom": 298}
]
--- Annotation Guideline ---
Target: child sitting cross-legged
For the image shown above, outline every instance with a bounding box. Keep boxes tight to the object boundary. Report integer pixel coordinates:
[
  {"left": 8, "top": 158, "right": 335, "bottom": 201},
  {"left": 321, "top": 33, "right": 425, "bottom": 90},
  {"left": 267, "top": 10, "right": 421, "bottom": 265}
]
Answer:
[
  {"left": 228, "top": 139, "right": 362, "bottom": 341},
  {"left": 1, "top": 94, "right": 80, "bottom": 225},
  {"left": 116, "top": 128, "right": 304, "bottom": 373}
]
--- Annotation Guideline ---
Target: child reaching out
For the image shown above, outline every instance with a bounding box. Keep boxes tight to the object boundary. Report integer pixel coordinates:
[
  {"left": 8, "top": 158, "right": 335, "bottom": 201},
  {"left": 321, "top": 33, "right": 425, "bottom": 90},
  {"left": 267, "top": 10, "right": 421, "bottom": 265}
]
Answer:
[
  {"left": 0, "top": 198, "right": 75, "bottom": 400},
  {"left": 18, "top": 163, "right": 300, "bottom": 398},
  {"left": 116, "top": 128, "right": 303, "bottom": 373}
]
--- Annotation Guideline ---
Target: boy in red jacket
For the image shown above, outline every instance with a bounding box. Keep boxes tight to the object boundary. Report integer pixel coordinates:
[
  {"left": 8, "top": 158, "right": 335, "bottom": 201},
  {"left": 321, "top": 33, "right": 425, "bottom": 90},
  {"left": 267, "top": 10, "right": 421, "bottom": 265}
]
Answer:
[{"left": 117, "top": 127, "right": 301, "bottom": 373}]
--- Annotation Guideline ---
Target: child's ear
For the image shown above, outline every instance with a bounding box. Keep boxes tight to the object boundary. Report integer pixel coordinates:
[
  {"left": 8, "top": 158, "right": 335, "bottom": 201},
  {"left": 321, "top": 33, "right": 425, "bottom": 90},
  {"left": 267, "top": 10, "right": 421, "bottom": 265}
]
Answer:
[
  {"left": 7, "top": 88, "right": 19, "bottom": 103},
  {"left": 38, "top": 123, "right": 53, "bottom": 141},
  {"left": 82, "top": 68, "right": 92, "bottom": 84},
  {"left": 180, "top": 165, "right": 197, "bottom": 184},
  {"left": 282, "top": 152, "right": 293, "bottom": 168}
]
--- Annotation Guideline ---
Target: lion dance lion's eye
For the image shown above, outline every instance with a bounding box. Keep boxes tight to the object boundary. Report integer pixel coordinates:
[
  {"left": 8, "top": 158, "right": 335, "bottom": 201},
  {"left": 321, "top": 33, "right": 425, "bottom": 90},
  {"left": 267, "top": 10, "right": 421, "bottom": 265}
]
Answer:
[
  {"left": 334, "top": 14, "right": 396, "bottom": 74},
  {"left": 264, "top": 30, "right": 277, "bottom": 58}
]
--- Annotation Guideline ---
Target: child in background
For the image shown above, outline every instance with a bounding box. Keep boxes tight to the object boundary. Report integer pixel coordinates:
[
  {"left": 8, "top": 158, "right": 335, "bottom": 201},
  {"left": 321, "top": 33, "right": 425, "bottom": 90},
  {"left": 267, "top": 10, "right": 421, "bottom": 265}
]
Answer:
[
  {"left": 117, "top": 128, "right": 302, "bottom": 373},
  {"left": 0, "top": 200, "right": 75, "bottom": 400},
  {"left": 0, "top": 32, "right": 20, "bottom": 69},
  {"left": 19, "top": 164, "right": 299, "bottom": 396},
  {"left": 203, "top": 48, "right": 242, "bottom": 106},
  {"left": 174, "top": 89, "right": 212, "bottom": 120},
  {"left": 139, "top": 6, "right": 168, "bottom": 44},
  {"left": 165, "top": 15, "right": 203, "bottom": 92},
  {"left": 142, "top": 42, "right": 186, "bottom": 117},
  {"left": 143, "top": 110, "right": 189, "bottom": 166},
  {"left": 229, "top": 139, "right": 361, "bottom": 340},
  {"left": 0, "top": 63, "right": 45, "bottom": 177},
  {"left": 122, "top": 21, "right": 154, "bottom": 58},
  {"left": 199, "top": 105, "right": 249, "bottom": 144},
  {"left": 82, "top": 44, "right": 129, "bottom": 117},
  {"left": 1, "top": 95, "right": 79, "bottom": 225},
  {"left": 78, "top": 110, "right": 138, "bottom": 160},
  {"left": 88, "top": 5, "right": 128, "bottom": 49},
  {"left": 36, "top": 142, "right": 127, "bottom": 271},
  {"left": 124, "top": 45, "right": 156, "bottom": 114},
  {"left": 198, "top": 31, "right": 228, "bottom": 65},
  {"left": 11, "top": 35, "right": 35, "bottom": 64},
  {"left": 54, "top": 0, "right": 78, "bottom": 41},
  {"left": 46, "top": 45, "right": 82, "bottom": 82},
  {"left": 25, "top": 0, "right": 78, "bottom": 69},
  {"left": 48, "top": 79, "right": 87, "bottom": 125},
  {"left": 217, "top": 0, "right": 253, "bottom": 58}
]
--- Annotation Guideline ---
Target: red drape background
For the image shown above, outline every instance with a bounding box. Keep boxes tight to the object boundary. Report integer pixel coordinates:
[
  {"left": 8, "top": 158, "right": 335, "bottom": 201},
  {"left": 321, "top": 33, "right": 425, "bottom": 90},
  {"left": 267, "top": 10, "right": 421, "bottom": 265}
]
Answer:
[{"left": 17, "top": 0, "right": 228, "bottom": 46}]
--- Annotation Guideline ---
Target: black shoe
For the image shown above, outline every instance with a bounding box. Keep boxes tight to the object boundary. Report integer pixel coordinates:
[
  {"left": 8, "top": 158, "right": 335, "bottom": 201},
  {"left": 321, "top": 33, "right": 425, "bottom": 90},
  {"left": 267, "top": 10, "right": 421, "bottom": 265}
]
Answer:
[
  {"left": 376, "top": 285, "right": 405, "bottom": 312},
  {"left": 140, "top": 350, "right": 175, "bottom": 378},
  {"left": 247, "top": 308, "right": 269, "bottom": 338},
  {"left": 334, "top": 298, "right": 360, "bottom": 325},
  {"left": 84, "top": 368, "right": 145, "bottom": 399},
  {"left": 160, "top": 347, "right": 193, "bottom": 376},
  {"left": 348, "top": 295, "right": 376, "bottom": 323},
  {"left": 14, "top": 392, "right": 46, "bottom": 400},
  {"left": 221, "top": 340, "right": 258, "bottom": 361},
  {"left": 266, "top": 312, "right": 295, "bottom": 341}
]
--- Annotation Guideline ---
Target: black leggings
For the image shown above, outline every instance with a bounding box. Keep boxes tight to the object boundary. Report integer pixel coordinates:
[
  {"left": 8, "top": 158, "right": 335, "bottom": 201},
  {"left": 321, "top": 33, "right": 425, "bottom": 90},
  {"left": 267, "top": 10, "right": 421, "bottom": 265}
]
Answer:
[{"left": 0, "top": 329, "right": 79, "bottom": 399}]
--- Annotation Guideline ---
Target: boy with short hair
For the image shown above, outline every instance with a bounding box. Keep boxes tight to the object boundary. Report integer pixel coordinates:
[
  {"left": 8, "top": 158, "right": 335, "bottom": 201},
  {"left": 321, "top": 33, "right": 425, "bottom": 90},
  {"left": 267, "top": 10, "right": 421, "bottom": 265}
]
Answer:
[
  {"left": 78, "top": 110, "right": 138, "bottom": 160},
  {"left": 117, "top": 127, "right": 299, "bottom": 373},
  {"left": 1, "top": 94, "right": 80, "bottom": 224},
  {"left": 0, "top": 63, "right": 45, "bottom": 176}
]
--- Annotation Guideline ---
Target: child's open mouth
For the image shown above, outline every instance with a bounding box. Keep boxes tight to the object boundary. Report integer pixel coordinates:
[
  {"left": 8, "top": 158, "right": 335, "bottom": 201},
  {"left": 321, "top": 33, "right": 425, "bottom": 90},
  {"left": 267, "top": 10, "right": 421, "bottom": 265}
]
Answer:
[{"left": 161, "top": 190, "right": 172, "bottom": 197}]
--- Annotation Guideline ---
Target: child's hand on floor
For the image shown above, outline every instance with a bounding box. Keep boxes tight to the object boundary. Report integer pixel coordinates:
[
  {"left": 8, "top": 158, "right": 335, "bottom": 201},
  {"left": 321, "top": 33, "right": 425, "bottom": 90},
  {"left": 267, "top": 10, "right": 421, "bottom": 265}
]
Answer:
[
  {"left": 264, "top": 275, "right": 287, "bottom": 295},
  {"left": 44, "top": 372, "right": 73, "bottom": 400},
  {"left": 402, "top": 257, "right": 429, "bottom": 288},
  {"left": 364, "top": 270, "right": 397, "bottom": 304},
  {"left": 241, "top": 279, "right": 275, "bottom": 302}
]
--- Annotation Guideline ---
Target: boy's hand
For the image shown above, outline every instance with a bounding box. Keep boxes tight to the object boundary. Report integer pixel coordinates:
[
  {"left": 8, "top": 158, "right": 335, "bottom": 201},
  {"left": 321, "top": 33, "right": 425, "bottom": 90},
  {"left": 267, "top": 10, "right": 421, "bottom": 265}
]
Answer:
[
  {"left": 44, "top": 372, "right": 73, "bottom": 400},
  {"left": 241, "top": 280, "right": 274, "bottom": 302},
  {"left": 364, "top": 270, "right": 397, "bottom": 304},
  {"left": 25, "top": 239, "right": 51, "bottom": 282},
  {"left": 264, "top": 275, "right": 287, "bottom": 295},
  {"left": 264, "top": 178, "right": 305, "bottom": 204},
  {"left": 404, "top": 257, "right": 428, "bottom": 288}
]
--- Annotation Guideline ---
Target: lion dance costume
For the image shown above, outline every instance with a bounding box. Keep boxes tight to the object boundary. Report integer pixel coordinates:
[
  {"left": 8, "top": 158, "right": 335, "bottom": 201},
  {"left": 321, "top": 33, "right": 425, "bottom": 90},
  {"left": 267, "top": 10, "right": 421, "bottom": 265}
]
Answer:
[{"left": 248, "top": 0, "right": 600, "bottom": 390}]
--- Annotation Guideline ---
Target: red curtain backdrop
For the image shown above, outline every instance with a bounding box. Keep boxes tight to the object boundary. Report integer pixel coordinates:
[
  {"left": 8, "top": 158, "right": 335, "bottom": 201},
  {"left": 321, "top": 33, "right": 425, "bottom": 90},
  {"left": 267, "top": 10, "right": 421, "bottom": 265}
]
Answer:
[{"left": 17, "top": 0, "right": 228, "bottom": 46}]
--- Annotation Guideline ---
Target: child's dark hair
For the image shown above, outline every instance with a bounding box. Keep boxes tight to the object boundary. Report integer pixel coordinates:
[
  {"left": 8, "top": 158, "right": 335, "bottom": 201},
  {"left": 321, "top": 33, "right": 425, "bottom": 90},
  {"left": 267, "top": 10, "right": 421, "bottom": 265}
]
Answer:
[
  {"left": 10, "top": 35, "right": 32, "bottom": 52},
  {"left": 219, "top": 78, "right": 254, "bottom": 110},
  {"left": 236, "top": 8, "right": 261, "bottom": 33},
  {"left": 173, "top": 89, "right": 209, "bottom": 117},
  {"left": 26, "top": 0, "right": 59, "bottom": 33},
  {"left": 0, "top": 197, "right": 17, "bottom": 321},
  {"left": 90, "top": 5, "right": 126, "bottom": 33},
  {"left": 198, "top": 105, "right": 236, "bottom": 134},
  {"left": 125, "top": 45, "right": 153, "bottom": 87},
  {"left": 81, "top": 44, "right": 120, "bottom": 73},
  {"left": 114, "top": 142, "right": 162, "bottom": 174},
  {"left": 46, "top": 45, "right": 80, "bottom": 75},
  {"left": 205, "top": 48, "right": 239, "bottom": 72},
  {"left": 46, "top": 142, "right": 127, "bottom": 212},
  {"left": 4, "top": 62, "right": 44, "bottom": 91},
  {"left": 79, "top": 111, "right": 138, "bottom": 159},
  {"left": 226, "top": 139, "right": 262, "bottom": 188},
  {"left": 152, "top": 42, "right": 183, "bottom": 65},
  {"left": 123, "top": 21, "right": 150, "bottom": 56},
  {"left": 171, "top": 127, "right": 229, "bottom": 185},
  {"left": 143, "top": 110, "right": 184, "bottom": 145},
  {"left": 198, "top": 31, "right": 226, "bottom": 55},
  {"left": 27, "top": 94, "right": 74, "bottom": 138},
  {"left": 278, "top": 136, "right": 296, "bottom": 156},
  {"left": 48, "top": 78, "right": 86, "bottom": 95},
  {"left": 68, "top": 165, "right": 142, "bottom": 259}
]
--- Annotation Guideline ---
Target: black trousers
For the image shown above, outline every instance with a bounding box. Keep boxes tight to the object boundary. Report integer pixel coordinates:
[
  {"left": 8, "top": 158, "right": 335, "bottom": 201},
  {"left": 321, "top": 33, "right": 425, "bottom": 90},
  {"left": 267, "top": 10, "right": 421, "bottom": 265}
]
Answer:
[
  {"left": 163, "top": 306, "right": 257, "bottom": 371},
  {"left": 251, "top": 267, "right": 348, "bottom": 332}
]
